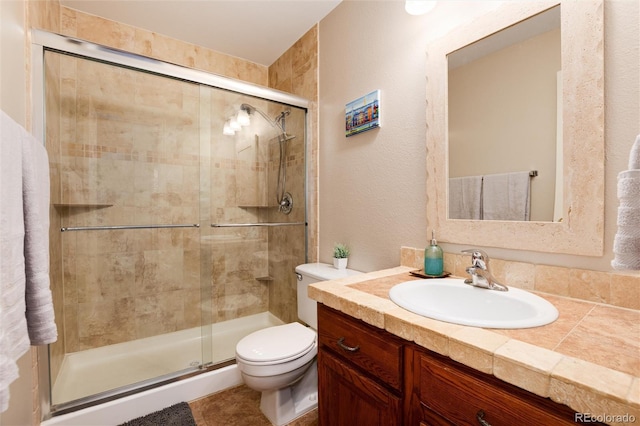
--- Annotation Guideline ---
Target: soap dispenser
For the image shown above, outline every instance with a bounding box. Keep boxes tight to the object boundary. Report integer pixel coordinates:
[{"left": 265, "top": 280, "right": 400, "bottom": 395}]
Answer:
[{"left": 424, "top": 230, "right": 444, "bottom": 276}]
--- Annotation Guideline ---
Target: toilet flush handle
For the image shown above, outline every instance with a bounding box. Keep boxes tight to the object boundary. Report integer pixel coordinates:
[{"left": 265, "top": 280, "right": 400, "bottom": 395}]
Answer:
[{"left": 296, "top": 272, "right": 302, "bottom": 281}]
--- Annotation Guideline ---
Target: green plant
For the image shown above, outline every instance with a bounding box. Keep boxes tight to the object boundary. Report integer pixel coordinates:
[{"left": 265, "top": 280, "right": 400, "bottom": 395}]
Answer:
[{"left": 333, "top": 243, "right": 350, "bottom": 259}]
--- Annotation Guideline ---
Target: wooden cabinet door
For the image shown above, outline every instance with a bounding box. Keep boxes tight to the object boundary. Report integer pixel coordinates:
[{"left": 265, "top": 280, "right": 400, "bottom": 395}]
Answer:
[{"left": 318, "top": 348, "right": 402, "bottom": 426}]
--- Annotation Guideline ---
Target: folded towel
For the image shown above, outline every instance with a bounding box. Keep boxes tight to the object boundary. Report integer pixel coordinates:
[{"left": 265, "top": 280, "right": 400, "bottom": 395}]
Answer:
[
  {"left": 22, "top": 132, "right": 57, "bottom": 345},
  {"left": 617, "top": 170, "right": 640, "bottom": 205},
  {"left": 612, "top": 138, "right": 640, "bottom": 270},
  {"left": 482, "top": 171, "right": 531, "bottom": 221},
  {"left": 616, "top": 207, "right": 640, "bottom": 236},
  {"left": 449, "top": 176, "right": 483, "bottom": 219}
]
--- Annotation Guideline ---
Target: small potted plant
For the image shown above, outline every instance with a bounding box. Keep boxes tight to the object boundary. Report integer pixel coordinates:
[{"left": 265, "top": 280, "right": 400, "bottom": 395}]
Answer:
[{"left": 333, "top": 243, "right": 350, "bottom": 269}]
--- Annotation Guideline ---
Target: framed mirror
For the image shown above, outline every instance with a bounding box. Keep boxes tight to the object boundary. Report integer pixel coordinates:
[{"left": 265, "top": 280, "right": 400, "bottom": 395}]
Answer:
[{"left": 426, "top": 0, "right": 604, "bottom": 255}]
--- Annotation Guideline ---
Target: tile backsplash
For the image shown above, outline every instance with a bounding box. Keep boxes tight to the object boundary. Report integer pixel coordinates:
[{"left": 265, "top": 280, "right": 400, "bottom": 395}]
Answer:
[{"left": 401, "top": 247, "right": 640, "bottom": 311}]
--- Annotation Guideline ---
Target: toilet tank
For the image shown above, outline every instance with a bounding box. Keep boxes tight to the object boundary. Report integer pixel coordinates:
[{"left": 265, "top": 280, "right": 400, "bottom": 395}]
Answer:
[{"left": 295, "top": 263, "right": 362, "bottom": 329}]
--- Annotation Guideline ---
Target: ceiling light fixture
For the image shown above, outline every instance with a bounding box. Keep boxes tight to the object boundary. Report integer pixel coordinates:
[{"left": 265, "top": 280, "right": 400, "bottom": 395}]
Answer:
[
  {"left": 229, "top": 117, "right": 241, "bottom": 131},
  {"left": 405, "top": 0, "right": 437, "bottom": 16},
  {"left": 223, "top": 121, "right": 235, "bottom": 135},
  {"left": 236, "top": 109, "right": 251, "bottom": 126}
]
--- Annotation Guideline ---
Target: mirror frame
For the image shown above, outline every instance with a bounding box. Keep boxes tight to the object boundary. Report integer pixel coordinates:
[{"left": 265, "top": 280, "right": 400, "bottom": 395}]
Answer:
[{"left": 426, "top": 0, "right": 604, "bottom": 256}]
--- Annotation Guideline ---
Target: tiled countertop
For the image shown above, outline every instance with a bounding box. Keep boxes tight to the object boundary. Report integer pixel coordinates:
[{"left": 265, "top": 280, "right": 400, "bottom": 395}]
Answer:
[{"left": 309, "top": 266, "right": 640, "bottom": 425}]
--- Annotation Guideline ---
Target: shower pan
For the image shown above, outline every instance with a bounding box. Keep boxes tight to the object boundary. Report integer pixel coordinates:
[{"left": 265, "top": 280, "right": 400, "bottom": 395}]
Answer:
[{"left": 32, "top": 30, "right": 309, "bottom": 415}]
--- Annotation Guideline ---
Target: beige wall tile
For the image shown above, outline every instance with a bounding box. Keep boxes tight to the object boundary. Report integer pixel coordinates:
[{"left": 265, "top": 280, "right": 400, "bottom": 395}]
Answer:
[
  {"left": 569, "top": 269, "right": 611, "bottom": 304},
  {"left": 611, "top": 273, "right": 640, "bottom": 310},
  {"left": 400, "top": 247, "right": 640, "bottom": 311},
  {"left": 535, "top": 264, "right": 571, "bottom": 296}
]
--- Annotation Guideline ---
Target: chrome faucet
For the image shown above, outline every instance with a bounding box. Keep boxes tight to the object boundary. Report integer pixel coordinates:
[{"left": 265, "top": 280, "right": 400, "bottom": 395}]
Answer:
[{"left": 461, "top": 249, "right": 508, "bottom": 292}]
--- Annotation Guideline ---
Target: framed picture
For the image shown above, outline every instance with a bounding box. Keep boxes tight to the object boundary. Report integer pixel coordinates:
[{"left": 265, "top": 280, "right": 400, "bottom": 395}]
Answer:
[{"left": 345, "top": 90, "right": 380, "bottom": 137}]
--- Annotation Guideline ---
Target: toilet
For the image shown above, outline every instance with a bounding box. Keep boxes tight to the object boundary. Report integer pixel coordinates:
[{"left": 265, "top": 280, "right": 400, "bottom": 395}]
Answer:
[{"left": 235, "top": 262, "right": 362, "bottom": 425}]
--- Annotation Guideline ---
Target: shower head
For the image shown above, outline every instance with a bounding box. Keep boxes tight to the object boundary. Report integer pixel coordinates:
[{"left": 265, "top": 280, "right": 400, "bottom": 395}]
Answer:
[{"left": 240, "top": 103, "right": 289, "bottom": 133}]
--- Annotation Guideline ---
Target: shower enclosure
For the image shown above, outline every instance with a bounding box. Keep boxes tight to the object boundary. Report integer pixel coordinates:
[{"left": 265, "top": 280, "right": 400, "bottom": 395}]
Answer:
[{"left": 33, "top": 31, "right": 308, "bottom": 414}]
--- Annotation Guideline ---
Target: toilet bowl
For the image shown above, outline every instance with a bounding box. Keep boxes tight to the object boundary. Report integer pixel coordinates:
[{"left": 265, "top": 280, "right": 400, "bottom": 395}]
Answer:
[{"left": 235, "top": 263, "right": 362, "bottom": 426}]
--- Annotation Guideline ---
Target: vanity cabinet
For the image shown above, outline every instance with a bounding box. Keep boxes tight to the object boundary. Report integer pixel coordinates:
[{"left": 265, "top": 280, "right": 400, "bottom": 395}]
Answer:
[
  {"left": 317, "top": 303, "right": 602, "bottom": 426},
  {"left": 317, "top": 304, "right": 404, "bottom": 425}
]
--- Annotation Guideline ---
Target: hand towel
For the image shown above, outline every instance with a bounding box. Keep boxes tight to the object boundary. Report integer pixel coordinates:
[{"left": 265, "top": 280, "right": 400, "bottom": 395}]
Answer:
[
  {"left": 448, "top": 176, "right": 483, "bottom": 219},
  {"left": 22, "top": 126, "right": 57, "bottom": 345},
  {"left": 482, "top": 171, "right": 531, "bottom": 221},
  {"left": 0, "top": 110, "right": 57, "bottom": 413},
  {"left": 612, "top": 143, "right": 640, "bottom": 270}
]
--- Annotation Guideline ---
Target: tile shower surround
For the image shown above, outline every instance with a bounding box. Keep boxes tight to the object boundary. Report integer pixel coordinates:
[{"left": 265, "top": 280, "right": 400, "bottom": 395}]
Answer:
[
  {"left": 45, "top": 48, "right": 309, "bottom": 387},
  {"left": 51, "top": 61, "right": 307, "bottom": 347}
]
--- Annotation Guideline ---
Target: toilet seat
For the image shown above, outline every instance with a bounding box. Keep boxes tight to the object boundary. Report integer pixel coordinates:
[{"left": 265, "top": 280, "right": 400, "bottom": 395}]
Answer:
[{"left": 236, "top": 323, "right": 316, "bottom": 365}]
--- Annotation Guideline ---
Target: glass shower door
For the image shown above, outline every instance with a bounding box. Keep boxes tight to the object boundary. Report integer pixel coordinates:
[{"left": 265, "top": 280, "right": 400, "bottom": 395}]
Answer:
[
  {"left": 42, "top": 37, "right": 308, "bottom": 414},
  {"left": 45, "top": 49, "right": 211, "bottom": 409}
]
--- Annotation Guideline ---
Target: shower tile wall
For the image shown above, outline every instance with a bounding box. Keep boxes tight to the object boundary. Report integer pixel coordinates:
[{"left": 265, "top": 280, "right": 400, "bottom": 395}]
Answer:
[
  {"left": 52, "top": 54, "right": 203, "bottom": 353},
  {"left": 268, "top": 26, "right": 319, "bottom": 323},
  {"left": 267, "top": 106, "right": 308, "bottom": 324},
  {"left": 206, "top": 94, "right": 271, "bottom": 322},
  {"left": 269, "top": 25, "right": 320, "bottom": 266}
]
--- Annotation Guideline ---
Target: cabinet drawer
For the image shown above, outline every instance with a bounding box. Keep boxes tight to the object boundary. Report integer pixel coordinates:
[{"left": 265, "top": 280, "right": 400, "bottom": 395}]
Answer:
[
  {"left": 317, "top": 304, "right": 403, "bottom": 391},
  {"left": 417, "top": 352, "right": 580, "bottom": 426}
]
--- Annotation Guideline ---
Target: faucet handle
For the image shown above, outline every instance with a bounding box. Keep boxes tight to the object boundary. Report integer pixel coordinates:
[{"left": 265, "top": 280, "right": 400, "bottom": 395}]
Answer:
[{"left": 461, "top": 248, "right": 490, "bottom": 269}]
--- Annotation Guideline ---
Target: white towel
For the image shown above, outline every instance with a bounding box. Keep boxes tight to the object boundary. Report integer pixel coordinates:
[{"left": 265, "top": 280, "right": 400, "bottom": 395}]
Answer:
[
  {"left": 482, "top": 171, "right": 531, "bottom": 221},
  {"left": 0, "top": 110, "right": 57, "bottom": 413},
  {"left": 448, "top": 176, "right": 483, "bottom": 219},
  {"left": 612, "top": 135, "right": 640, "bottom": 271}
]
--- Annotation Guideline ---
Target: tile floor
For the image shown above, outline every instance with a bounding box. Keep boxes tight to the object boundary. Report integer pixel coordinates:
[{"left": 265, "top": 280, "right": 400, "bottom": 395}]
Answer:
[{"left": 189, "top": 385, "right": 318, "bottom": 426}]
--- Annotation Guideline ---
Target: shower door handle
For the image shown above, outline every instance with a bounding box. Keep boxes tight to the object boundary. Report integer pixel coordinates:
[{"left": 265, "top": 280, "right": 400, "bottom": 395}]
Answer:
[{"left": 210, "top": 222, "right": 306, "bottom": 228}]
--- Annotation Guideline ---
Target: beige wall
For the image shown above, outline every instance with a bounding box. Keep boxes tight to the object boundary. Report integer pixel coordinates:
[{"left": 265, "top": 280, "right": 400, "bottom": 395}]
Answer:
[{"left": 318, "top": 0, "right": 640, "bottom": 273}]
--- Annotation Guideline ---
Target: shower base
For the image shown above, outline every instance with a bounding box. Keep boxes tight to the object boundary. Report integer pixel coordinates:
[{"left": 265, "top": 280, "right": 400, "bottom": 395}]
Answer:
[{"left": 51, "top": 312, "right": 283, "bottom": 407}]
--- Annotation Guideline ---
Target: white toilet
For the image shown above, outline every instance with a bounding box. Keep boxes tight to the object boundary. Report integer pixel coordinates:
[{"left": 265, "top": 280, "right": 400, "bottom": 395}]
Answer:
[{"left": 235, "top": 262, "right": 362, "bottom": 425}]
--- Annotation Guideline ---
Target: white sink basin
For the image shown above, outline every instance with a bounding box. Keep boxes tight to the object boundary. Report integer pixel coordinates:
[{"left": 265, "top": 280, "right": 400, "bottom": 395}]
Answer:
[{"left": 389, "top": 278, "right": 558, "bottom": 329}]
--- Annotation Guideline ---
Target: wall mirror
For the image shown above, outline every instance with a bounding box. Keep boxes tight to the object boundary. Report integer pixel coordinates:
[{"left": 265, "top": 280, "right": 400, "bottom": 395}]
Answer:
[
  {"left": 426, "top": 0, "right": 604, "bottom": 255},
  {"left": 448, "top": 6, "right": 560, "bottom": 222}
]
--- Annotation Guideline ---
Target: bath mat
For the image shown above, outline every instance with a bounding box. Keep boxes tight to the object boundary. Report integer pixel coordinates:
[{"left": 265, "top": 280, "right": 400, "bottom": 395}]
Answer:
[{"left": 119, "top": 402, "right": 196, "bottom": 426}]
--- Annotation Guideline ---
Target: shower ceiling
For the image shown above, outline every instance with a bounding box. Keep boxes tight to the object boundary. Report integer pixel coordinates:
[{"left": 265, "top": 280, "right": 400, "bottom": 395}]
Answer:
[{"left": 59, "top": 0, "right": 342, "bottom": 66}]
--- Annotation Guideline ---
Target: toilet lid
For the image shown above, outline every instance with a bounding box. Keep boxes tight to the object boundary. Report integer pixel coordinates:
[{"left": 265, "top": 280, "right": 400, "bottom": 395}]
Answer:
[{"left": 236, "top": 323, "right": 316, "bottom": 363}]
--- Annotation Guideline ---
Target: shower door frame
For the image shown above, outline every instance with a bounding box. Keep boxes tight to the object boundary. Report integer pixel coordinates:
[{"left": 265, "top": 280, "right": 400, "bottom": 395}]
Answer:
[{"left": 31, "top": 29, "right": 310, "bottom": 416}]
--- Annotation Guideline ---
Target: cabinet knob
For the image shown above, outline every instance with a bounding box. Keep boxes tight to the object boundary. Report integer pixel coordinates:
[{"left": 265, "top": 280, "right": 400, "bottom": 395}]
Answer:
[
  {"left": 337, "top": 337, "right": 360, "bottom": 352},
  {"left": 476, "top": 410, "right": 492, "bottom": 426}
]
